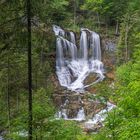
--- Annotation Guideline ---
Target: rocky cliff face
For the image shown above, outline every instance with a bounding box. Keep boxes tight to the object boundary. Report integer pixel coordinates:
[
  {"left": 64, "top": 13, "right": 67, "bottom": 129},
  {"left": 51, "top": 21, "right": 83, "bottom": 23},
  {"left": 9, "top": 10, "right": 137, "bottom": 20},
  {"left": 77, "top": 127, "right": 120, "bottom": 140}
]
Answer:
[
  {"left": 51, "top": 37, "right": 117, "bottom": 132},
  {"left": 53, "top": 91, "right": 105, "bottom": 119},
  {"left": 102, "top": 38, "right": 117, "bottom": 80}
]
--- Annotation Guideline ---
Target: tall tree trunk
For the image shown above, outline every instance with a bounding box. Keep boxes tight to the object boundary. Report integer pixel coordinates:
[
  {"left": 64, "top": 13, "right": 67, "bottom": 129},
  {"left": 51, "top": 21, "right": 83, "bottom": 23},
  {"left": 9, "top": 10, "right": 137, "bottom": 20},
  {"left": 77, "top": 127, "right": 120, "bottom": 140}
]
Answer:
[
  {"left": 41, "top": 46, "right": 44, "bottom": 67},
  {"left": 105, "top": 15, "right": 108, "bottom": 36},
  {"left": 27, "top": 0, "right": 32, "bottom": 139},
  {"left": 97, "top": 12, "right": 100, "bottom": 28},
  {"left": 35, "top": 70, "right": 38, "bottom": 90},
  {"left": 74, "top": 0, "right": 76, "bottom": 30},
  {"left": 16, "top": 88, "right": 19, "bottom": 112},
  {"left": 7, "top": 56, "right": 10, "bottom": 133},
  {"left": 125, "top": 22, "right": 129, "bottom": 62},
  {"left": 115, "top": 20, "right": 119, "bottom": 35}
]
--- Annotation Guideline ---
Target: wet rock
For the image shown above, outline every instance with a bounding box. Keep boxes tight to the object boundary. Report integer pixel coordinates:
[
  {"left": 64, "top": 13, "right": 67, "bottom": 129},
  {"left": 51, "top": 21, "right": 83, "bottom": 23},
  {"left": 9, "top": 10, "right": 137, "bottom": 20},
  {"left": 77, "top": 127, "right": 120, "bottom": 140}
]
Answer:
[
  {"left": 84, "top": 73, "right": 97, "bottom": 85},
  {"left": 67, "top": 109, "right": 79, "bottom": 118},
  {"left": 105, "top": 71, "right": 115, "bottom": 80},
  {"left": 53, "top": 91, "right": 106, "bottom": 119},
  {"left": 84, "top": 121, "right": 103, "bottom": 133}
]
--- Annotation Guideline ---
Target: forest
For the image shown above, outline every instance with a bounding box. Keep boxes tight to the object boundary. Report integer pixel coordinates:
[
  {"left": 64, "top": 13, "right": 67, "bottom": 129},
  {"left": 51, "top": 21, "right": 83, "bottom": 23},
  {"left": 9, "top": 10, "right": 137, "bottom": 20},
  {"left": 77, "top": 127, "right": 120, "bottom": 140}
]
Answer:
[{"left": 0, "top": 0, "right": 140, "bottom": 140}]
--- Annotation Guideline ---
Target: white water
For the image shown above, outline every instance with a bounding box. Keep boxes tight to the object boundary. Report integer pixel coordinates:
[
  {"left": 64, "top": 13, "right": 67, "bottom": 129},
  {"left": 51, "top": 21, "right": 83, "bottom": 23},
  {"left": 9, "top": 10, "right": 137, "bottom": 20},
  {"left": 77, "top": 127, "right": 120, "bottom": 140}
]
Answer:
[
  {"left": 55, "top": 96, "right": 86, "bottom": 121},
  {"left": 91, "top": 102, "right": 116, "bottom": 124},
  {"left": 53, "top": 26, "right": 116, "bottom": 127},
  {"left": 70, "top": 31, "right": 76, "bottom": 45},
  {"left": 57, "top": 109, "right": 68, "bottom": 119},
  {"left": 53, "top": 25, "right": 104, "bottom": 92},
  {"left": 55, "top": 99, "right": 115, "bottom": 123},
  {"left": 76, "top": 107, "right": 86, "bottom": 121},
  {"left": 53, "top": 25, "right": 65, "bottom": 36},
  {"left": 80, "top": 30, "right": 88, "bottom": 60},
  {"left": 56, "top": 107, "right": 86, "bottom": 121},
  {"left": 84, "top": 102, "right": 116, "bottom": 129}
]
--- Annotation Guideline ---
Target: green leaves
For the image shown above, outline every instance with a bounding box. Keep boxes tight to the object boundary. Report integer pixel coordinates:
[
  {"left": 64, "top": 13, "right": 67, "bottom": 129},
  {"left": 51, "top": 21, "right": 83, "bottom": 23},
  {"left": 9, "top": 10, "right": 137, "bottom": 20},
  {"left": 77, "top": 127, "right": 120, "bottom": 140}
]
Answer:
[
  {"left": 50, "top": 0, "right": 69, "bottom": 10},
  {"left": 33, "top": 88, "right": 55, "bottom": 120},
  {"left": 117, "top": 119, "right": 140, "bottom": 140},
  {"left": 45, "top": 120, "right": 81, "bottom": 140},
  {"left": 81, "top": 0, "right": 104, "bottom": 13}
]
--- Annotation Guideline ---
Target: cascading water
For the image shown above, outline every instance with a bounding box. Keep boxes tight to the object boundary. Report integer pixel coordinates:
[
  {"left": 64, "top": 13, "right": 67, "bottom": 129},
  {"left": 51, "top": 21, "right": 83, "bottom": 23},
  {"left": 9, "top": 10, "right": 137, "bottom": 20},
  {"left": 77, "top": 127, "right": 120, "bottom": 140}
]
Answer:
[
  {"left": 53, "top": 25, "right": 104, "bottom": 92},
  {"left": 80, "top": 30, "right": 88, "bottom": 60},
  {"left": 53, "top": 25, "right": 116, "bottom": 129},
  {"left": 76, "top": 107, "right": 86, "bottom": 121},
  {"left": 70, "top": 31, "right": 76, "bottom": 45},
  {"left": 84, "top": 102, "right": 116, "bottom": 129},
  {"left": 53, "top": 25, "right": 115, "bottom": 129}
]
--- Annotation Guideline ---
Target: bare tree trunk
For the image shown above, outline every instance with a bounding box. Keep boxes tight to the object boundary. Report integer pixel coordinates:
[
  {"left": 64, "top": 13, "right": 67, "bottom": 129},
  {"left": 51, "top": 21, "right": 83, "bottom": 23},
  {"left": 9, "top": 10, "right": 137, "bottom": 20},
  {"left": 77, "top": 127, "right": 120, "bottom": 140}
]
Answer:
[
  {"left": 27, "top": 0, "right": 33, "bottom": 139},
  {"left": 74, "top": 0, "right": 76, "bottom": 30},
  {"left": 97, "top": 12, "right": 100, "bottom": 28},
  {"left": 115, "top": 20, "right": 119, "bottom": 35},
  {"left": 7, "top": 56, "right": 10, "bottom": 133},
  {"left": 41, "top": 46, "right": 44, "bottom": 67},
  {"left": 125, "top": 22, "right": 129, "bottom": 62},
  {"left": 35, "top": 70, "right": 38, "bottom": 90},
  {"left": 16, "top": 89, "right": 19, "bottom": 112},
  {"left": 105, "top": 15, "right": 108, "bottom": 36}
]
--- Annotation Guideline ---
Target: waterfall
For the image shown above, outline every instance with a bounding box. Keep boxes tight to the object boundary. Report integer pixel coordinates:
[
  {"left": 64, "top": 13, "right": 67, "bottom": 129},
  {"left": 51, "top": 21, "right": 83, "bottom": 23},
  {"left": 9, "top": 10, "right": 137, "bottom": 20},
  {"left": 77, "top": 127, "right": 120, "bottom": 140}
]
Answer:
[
  {"left": 84, "top": 102, "right": 116, "bottom": 129},
  {"left": 55, "top": 98, "right": 86, "bottom": 121},
  {"left": 53, "top": 25, "right": 104, "bottom": 92},
  {"left": 80, "top": 30, "right": 88, "bottom": 60},
  {"left": 53, "top": 25, "right": 65, "bottom": 36},
  {"left": 53, "top": 26, "right": 116, "bottom": 126},
  {"left": 76, "top": 107, "right": 86, "bottom": 121},
  {"left": 70, "top": 31, "right": 76, "bottom": 45},
  {"left": 90, "top": 32, "right": 101, "bottom": 61}
]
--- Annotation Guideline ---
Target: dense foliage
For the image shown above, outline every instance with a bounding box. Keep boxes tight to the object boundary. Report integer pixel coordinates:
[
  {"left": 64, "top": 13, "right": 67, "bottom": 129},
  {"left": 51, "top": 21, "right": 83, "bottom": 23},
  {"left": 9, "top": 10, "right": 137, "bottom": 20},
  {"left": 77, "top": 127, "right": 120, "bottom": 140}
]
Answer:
[
  {"left": 1, "top": 0, "right": 140, "bottom": 139},
  {"left": 93, "top": 0, "right": 140, "bottom": 139}
]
